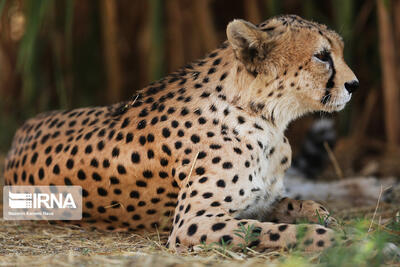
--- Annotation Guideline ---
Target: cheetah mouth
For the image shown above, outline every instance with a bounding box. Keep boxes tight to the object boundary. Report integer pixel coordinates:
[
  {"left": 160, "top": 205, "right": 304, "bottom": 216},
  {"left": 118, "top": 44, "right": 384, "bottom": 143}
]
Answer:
[{"left": 326, "top": 93, "right": 352, "bottom": 111}]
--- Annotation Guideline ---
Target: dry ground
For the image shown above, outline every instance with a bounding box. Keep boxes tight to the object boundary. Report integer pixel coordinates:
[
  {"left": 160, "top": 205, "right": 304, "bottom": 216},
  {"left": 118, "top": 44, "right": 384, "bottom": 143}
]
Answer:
[{"left": 0, "top": 199, "right": 398, "bottom": 267}]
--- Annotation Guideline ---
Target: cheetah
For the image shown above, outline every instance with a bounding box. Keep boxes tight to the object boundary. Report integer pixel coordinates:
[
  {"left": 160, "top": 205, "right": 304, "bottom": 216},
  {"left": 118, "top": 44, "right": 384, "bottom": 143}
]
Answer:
[{"left": 4, "top": 15, "right": 359, "bottom": 252}]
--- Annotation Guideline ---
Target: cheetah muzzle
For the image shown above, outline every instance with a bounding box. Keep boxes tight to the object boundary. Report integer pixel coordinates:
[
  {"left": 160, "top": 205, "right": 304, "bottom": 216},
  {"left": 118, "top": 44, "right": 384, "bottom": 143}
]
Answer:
[{"left": 4, "top": 15, "right": 358, "bottom": 252}]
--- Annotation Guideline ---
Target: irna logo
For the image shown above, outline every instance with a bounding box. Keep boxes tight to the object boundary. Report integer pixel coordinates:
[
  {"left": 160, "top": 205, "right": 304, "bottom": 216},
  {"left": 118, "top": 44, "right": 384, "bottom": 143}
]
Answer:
[
  {"left": 8, "top": 191, "right": 77, "bottom": 209},
  {"left": 4, "top": 186, "right": 82, "bottom": 220}
]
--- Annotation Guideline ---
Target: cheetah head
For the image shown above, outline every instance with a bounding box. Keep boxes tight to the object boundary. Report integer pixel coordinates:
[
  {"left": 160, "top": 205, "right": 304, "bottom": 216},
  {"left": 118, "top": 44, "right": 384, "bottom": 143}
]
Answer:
[{"left": 226, "top": 15, "right": 358, "bottom": 117}]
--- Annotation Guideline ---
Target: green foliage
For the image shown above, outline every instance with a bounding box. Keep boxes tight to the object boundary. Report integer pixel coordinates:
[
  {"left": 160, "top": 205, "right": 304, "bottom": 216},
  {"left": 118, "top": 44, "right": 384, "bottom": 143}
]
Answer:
[
  {"left": 198, "top": 215, "right": 400, "bottom": 266},
  {"left": 233, "top": 223, "right": 261, "bottom": 252},
  {"left": 17, "top": 0, "right": 51, "bottom": 112},
  {"left": 287, "top": 216, "right": 400, "bottom": 266},
  {"left": 0, "top": 0, "right": 6, "bottom": 18},
  {"left": 149, "top": 0, "right": 165, "bottom": 81}
]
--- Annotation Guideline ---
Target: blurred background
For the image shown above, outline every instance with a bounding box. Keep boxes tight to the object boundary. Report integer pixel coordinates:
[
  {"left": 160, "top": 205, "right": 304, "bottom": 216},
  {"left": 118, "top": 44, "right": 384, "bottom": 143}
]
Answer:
[{"left": 0, "top": 0, "right": 399, "bottom": 179}]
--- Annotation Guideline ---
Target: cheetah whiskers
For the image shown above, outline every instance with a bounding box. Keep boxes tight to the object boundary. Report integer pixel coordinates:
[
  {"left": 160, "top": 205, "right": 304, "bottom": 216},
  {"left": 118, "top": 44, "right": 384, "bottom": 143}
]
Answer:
[{"left": 321, "top": 93, "right": 332, "bottom": 106}]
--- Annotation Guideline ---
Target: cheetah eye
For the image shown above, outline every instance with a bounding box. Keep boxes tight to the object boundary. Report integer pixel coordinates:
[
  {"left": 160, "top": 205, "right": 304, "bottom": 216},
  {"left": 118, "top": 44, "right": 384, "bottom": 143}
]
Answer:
[{"left": 313, "top": 49, "right": 331, "bottom": 64}]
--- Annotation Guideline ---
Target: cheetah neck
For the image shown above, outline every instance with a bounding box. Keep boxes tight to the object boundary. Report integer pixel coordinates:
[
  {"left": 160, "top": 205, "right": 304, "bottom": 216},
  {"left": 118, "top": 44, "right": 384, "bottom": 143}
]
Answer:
[
  {"left": 204, "top": 46, "right": 305, "bottom": 133},
  {"left": 135, "top": 43, "right": 306, "bottom": 135}
]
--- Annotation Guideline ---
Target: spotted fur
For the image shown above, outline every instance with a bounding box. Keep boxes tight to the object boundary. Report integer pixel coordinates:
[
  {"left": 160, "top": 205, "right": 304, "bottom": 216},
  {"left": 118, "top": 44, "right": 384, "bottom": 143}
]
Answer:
[{"left": 4, "top": 15, "right": 359, "bottom": 252}]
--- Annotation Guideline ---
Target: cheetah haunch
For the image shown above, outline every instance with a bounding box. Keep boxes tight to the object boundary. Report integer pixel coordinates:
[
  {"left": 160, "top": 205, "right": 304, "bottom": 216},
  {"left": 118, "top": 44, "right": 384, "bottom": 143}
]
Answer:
[{"left": 4, "top": 15, "right": 358, "bottom": 252}]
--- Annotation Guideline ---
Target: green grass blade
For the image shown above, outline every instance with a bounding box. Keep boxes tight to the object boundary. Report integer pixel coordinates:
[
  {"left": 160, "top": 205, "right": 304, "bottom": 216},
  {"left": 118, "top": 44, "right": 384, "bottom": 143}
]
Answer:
[{"left": 0, "top": 0, "right": 6, "bottom": 19}]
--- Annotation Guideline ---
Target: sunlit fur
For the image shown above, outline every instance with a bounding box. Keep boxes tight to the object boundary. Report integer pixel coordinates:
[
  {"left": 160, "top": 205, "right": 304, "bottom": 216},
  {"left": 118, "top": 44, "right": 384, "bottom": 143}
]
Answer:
[{"left": 223, "top": 15, "right": 358, "bottom": 131}]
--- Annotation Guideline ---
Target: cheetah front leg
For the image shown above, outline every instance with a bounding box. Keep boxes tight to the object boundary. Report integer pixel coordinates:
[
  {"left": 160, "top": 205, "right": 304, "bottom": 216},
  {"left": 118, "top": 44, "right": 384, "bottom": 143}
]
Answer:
[
  {"left": 265, "top": 197, "right": 337, "bottom": 227},
  {"left": 168, "top": 207, "right": 335, "bottom": 252},
  {"left": 168, "top": 181, "right": 335, "bottom": 252}
]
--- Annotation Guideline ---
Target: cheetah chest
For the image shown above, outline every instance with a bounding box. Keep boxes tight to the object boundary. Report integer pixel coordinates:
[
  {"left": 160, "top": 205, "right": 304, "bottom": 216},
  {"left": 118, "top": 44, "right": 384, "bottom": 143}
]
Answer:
[{"left": 236, "top": 133, "right": 292, "bottom": 219}]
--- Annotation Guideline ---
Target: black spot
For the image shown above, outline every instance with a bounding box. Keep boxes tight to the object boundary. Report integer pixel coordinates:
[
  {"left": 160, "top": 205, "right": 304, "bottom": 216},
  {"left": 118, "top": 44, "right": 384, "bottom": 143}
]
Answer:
[
  {"left": 143, "top": 170, "right": 154, "bottom": 179},
  {"left": 196, "top": 210, "right": 206, "bottom": 216},
  {"left": 147, "top": 149, "right": 154, "bottom": 159},
  {"left": 278, "top": 225, "right": 288, "bottom": 232},
  {"left": 224, "top": 196, "right": 232, "bottom": 202},
  {"left": 38, "top": 168, "right": 44, "bottom": 180},
  {"left": 53, "top": 164, "right": 60, "bottom": 174},
  {"left": 195, "top": 167, "right": 205, "bottom": 175},
  {"left": 171, "top": 120, "right": 179, "bottom": 128},
  {"left": 216, "top": 180, "right": 226, "bottom": 188},
  {"left": 110, "top": 177, "right": 119, "bottom": 184},
  {"left": 137, "top": 119, "right": 147, "bottom": 129},
  {"left": 200, "top": 235, "right": 207, "bottom": 243},
  {"left": 203, "top": 192, "right": 213, "bottom": 198},
  {"left": 316, "top": 228, "right": 327, "bottom": 235},
  {"left": 222, "top": 162, "right": 233, "bottom": 169},
  {"left": 200, "top": 92, "right": 210, "bottom": 98},
  {"left": 131, "top": 152, "right": 140, "bottom": 163},
  {"left": 147, "top": 134, "right": 155, "bottom": 142},
  {"left": 28, "top": 174, "right": 34, "bottom": 185},
  {"left": 136, "top": 180, "right": 147, "bottom": 187},
  {"left": 220, "top": 72, "right": 228, "bottom": 81},
  {"left": 130, "top": 191, "right": 140, "bottom": 198},
  {"left": 177, "top": 130, "right": 184, "bottom": 137},
  {"left": 103, "top": 159, "right": 110, "bottom": 168},
  {"left": 92, "top": 172, "right": 102, "bottom": 181},
  {"left": 211, "top": 201, "right": 220, "bottom": 207},
  {"left": 65, "top": 159, "right": 74, "bottom": 169},
  {"left": 85, "top": 145, "right": 93, "bottom": 154},
  {"left": 269, "top": 233, "right": 280, "bottom": 241},
  {"left": 233, "top": 147, "right": 242, "bottom": 154},
  {"left": 117, "top": 165, "right": 126, "bottom": 174},
  {"left": 210, "top": 144, "right": 221, "bottom": 150},
  {"left": 317, "top": 240, "right": 325, "bottom": 247},
  {"left": 30, "top": 152, "right": 38, "bottom": 164},
  {"left": 77, "top": 170, "right": 86, "bottom": 180},
  {"left": 162, "top": 128, "right": 171, "bottom": 138},
  {"left": 139, "top": 135, "right": 146, "bottom": 145},
  {"left": 97, "top": 141, "right": 105, "bottom": 151},
  {"left": 64, "top": 177, "right": 73, "bottom": 185},
  {"left": 97, "top": 187, "right": 108, "bottom": 196},
  {"left": 184, "top": 204, "right": 191, "bottom": 213},
  {"left": 288, "top": 202, "right": 294, "bottom": 211},
  {"left": 212, "top": 223, "right": 226, "bottom": 231},
  {"left": 162, "top": 145, "right": 171, "bottom": 156},
  {"left": 45, "top": 156, "right": 52, "bottom": 166},
  {"left": 232, "top": 175, "right": 239, "bottom": 183},
  {"left": 199, "top": 177, "right": 208, "bottom": 183},
  {"left": 191, "top": 134, "right": 200, "bottom": 144},
  {"left": 184, "top": 121, "right": 192, "bottom": 128},
  {"left": 132, "top": 214, "right": 141, "bottom": 220},
  {"left": 180, "top": 107, "right": 189, "bottom": 116},
  {"left": 207, "top": 132, "right": 215, "bottom": 137}
]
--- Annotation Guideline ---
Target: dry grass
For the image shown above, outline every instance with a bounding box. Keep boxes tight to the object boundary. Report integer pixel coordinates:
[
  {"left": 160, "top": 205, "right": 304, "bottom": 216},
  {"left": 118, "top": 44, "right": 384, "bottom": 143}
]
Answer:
[
  {"left": 0, "top": 215, "right": 285, "bottom": 267},
  {"left": 0, "top": 200, "right": 398, "bottom": 267}
]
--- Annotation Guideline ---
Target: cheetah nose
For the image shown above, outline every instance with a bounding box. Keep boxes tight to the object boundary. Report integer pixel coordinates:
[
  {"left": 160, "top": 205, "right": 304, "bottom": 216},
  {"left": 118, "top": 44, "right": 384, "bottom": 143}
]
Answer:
[{"left": 344, "top": 80, "right": 359, "bottom": 94}]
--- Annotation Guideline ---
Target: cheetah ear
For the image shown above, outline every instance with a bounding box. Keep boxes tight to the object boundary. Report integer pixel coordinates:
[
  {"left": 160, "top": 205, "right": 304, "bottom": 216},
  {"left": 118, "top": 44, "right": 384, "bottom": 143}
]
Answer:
[{"left": 227, "top": 19, "right": 272, "bottom": 66}]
